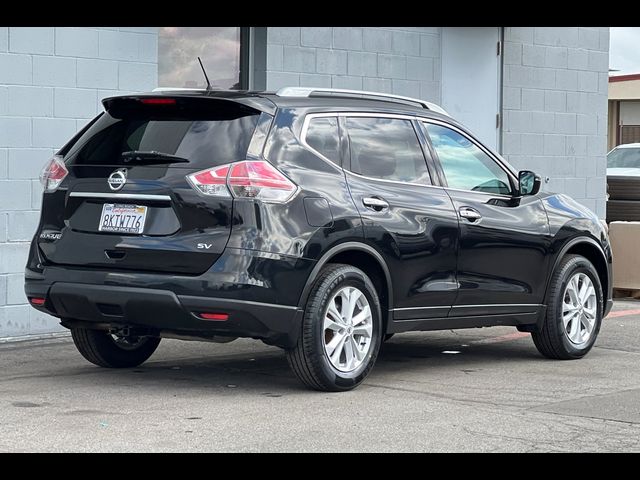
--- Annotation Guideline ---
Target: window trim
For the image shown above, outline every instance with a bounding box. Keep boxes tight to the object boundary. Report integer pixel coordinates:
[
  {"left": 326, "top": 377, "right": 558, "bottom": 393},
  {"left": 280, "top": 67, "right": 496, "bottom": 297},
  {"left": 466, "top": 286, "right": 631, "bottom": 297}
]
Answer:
[
  {"left": 343, "top": 167, "right": 444, "bottom": 190},
  {"left": 412, "top": 117, "right": 445, "bottom": 186},
  {"left": 301, "top": 111, "right": 517, "bottom": 195},
  {"left": 300, "top": 112, "right": 343, "bottom": 169},
  {"left": 420, "top": 118, "right": 518, "bottom": 196}
]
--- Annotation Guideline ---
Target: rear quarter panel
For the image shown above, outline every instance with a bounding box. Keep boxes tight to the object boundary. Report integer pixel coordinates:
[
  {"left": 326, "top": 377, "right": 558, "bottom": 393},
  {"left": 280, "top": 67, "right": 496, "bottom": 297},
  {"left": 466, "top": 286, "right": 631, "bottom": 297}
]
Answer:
[
  {"left": 220, "top": 107, "right": 365, "bottom": 306},
  {"left": 227, "top": 107, "right": 364, "bottom": 260}
]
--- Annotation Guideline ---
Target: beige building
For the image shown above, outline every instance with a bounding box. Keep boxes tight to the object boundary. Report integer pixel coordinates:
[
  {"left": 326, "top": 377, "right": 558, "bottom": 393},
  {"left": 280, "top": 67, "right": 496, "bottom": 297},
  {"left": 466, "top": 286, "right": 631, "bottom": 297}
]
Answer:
[{"left": 609, "top": 74, "right": 640, "bottom": 150}]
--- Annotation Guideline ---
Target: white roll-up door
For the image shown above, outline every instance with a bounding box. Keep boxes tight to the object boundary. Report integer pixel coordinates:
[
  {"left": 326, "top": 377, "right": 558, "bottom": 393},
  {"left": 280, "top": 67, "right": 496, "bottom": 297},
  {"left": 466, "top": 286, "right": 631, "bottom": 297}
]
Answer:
[{"left": 441, "top": 27, "right": 501, "bottom": 151}]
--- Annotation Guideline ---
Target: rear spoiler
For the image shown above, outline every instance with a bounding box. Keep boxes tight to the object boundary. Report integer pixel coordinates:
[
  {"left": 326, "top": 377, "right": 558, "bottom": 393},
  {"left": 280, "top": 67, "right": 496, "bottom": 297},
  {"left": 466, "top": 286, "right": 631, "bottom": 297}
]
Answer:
[{"left": 102, "top": 93, "right": 276, "bottom": 118}]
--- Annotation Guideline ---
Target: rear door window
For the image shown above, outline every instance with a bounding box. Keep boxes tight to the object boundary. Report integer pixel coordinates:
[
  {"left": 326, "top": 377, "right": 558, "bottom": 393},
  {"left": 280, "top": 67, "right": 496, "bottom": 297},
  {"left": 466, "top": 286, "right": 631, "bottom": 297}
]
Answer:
[{"left": 345, "top": 116, "right": 431, "bottom": 184}]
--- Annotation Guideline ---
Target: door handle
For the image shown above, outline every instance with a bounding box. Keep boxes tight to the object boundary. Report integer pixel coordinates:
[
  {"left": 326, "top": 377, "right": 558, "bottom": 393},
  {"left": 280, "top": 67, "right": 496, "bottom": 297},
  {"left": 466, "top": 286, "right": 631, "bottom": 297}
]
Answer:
[
  {"left": 459, "top": 206, "right": 482, "bottom": 222},
  {"left": 362, "top": 196, "right": 389, "bottom": 211}
]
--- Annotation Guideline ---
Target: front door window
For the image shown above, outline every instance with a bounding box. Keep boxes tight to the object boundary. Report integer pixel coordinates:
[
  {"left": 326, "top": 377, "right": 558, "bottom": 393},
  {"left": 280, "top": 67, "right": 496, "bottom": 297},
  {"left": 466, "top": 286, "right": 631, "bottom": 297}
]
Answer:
[{"left": 424, "top": 123, "right": 512, "bottom": 195}]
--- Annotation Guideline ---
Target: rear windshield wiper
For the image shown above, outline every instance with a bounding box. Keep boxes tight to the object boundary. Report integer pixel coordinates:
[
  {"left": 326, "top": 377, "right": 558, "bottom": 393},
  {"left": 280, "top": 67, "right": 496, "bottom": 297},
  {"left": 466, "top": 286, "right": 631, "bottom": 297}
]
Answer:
[{"left": 121, "top": 151, "right": 190, "bottom": 164}]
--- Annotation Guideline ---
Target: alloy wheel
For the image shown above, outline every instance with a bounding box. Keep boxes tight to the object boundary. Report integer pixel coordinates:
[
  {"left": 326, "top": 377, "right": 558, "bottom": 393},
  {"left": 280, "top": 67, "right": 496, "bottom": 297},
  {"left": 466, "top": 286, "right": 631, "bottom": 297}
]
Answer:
[
  {"left": 562, "top": 272, "right": 597, "bottom": 347},
  {"left": 322, "top": 286, "right": 374, "bottom": 372}
]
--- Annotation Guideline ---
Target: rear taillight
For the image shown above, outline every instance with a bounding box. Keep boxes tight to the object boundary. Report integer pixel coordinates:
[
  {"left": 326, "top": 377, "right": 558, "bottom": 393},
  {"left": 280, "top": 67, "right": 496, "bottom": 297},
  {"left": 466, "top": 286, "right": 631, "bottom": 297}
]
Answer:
[
  {"left": 39, "top": 155, "right": 68, "bottom": 192},
  {"left": 186, "top": 164, "right": 231, "bottom": 197},
  {"left": 227, "top": 161, "right": 297, "bottom": 202},
  {"left": 187, "top": 160, "right": 297, "bottom": 203}
]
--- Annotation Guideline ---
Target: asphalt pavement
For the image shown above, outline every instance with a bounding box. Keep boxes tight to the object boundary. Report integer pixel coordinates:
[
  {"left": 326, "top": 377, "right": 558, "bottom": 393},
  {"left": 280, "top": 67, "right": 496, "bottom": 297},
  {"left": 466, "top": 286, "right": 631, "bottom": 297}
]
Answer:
[{"left": 2, "top": 300, "right": 640, "bottom": 452}]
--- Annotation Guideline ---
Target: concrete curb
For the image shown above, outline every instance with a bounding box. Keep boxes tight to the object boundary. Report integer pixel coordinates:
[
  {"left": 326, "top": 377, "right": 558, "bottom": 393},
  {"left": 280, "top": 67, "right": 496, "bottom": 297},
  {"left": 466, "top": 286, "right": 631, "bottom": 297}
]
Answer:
[{"left": 0, "top": 331, "right": 70, "bottom": 344}]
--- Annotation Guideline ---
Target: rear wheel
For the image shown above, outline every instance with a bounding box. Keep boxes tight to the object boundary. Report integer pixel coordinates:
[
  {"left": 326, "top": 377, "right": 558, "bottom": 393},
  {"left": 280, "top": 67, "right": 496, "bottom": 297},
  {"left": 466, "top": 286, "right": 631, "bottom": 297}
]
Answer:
[
  {"left": 286, "top": 264, "right": 382, "bottom": 391},
  {"left": 532, "top": 255, "right": 603, "bottom": 359},
  {"left": 70, "top": 327, "right": 161, "bottom": 368}
]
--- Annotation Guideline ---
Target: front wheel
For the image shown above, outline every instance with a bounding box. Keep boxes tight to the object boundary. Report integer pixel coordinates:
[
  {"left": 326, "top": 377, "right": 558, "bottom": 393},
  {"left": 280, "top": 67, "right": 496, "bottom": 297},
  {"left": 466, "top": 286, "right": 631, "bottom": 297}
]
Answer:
[
  {"left": 71, "top": 327, "right": 161, "bottom": 368},
  {"left": 532, "top": 254, "right": 603, "bottom": 359},
  {"left": 286, "top": 264, "right": 382, "bottom": 391}
]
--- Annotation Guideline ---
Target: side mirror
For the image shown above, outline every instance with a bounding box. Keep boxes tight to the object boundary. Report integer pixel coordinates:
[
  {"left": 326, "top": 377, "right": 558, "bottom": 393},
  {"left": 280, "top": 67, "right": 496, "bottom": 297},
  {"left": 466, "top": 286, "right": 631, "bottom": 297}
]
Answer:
[{"left": 518, "top": 170, "right": 541, "bottom": 196}]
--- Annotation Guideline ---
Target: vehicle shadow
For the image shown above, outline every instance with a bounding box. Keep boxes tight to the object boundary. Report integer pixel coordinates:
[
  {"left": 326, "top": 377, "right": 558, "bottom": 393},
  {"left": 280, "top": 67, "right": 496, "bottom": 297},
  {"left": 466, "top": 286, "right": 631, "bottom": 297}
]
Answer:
[{"left": 52, "top": 333, "right": 542, "bottom": 395}]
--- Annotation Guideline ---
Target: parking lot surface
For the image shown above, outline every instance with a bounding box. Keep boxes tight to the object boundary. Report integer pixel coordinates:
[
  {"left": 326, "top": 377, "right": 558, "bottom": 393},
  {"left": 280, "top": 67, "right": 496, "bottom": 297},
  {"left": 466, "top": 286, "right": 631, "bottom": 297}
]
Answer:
[{"left": 2, "top": 300, "right": 640, "bottom": 452}]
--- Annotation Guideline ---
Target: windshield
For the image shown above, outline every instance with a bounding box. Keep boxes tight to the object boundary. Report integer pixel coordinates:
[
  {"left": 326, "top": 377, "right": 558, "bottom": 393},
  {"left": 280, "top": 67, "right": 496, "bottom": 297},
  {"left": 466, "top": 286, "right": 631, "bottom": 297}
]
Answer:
[
  {"left": 65, "top": 110, "right": 260, "bottom": 168},
  {"left": 607, "top": 147, "right": 640, "bottom": 169}
]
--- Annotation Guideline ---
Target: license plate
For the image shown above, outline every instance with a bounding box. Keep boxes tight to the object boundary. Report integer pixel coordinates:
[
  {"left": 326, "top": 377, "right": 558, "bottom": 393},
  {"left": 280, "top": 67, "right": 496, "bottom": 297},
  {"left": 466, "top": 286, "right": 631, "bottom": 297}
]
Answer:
[{"left": 98, "top": 204, "right": 147, "bottom": 234}]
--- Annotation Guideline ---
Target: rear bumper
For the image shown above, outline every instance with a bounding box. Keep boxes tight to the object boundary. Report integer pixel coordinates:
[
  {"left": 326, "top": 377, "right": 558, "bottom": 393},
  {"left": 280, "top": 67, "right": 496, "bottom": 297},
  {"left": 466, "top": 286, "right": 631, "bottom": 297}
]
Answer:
[
  {"left": 25, "top": 246, "right": 313, "bottom": 348},
  {"left": 27, "top": 282, "right": 303, "bottom": 348}
]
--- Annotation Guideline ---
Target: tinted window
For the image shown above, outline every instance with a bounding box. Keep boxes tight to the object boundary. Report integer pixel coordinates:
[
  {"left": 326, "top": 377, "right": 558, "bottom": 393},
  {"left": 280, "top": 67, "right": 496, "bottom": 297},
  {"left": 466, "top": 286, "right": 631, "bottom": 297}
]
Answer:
[
  {"left": 607, "top": 147, "right": 640, "bottom": 168},
  {"left": 305, "top": 117, "right": 340, "bottom": 165},
  {"left": 65, "top": 110, "right": 259, "bottom": 169},
  {"left": 425, "top": 123, "right": 512, "bottom": 195},
  {"left": 346, "top": 117, "right": 431, "bottom": 184}
]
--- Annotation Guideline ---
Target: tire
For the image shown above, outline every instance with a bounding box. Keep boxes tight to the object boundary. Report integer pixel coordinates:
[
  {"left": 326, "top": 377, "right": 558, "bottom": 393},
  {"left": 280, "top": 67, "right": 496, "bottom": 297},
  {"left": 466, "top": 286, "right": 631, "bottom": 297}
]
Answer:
[
  {"left": 71, "top": 327, "right": 161, "bottom": 368},
  {"left": 286, "top": 264, "right": 382, "bottom": 392},
  {"left": 532, "top": 255, "right": 603, "bottom": 360}
]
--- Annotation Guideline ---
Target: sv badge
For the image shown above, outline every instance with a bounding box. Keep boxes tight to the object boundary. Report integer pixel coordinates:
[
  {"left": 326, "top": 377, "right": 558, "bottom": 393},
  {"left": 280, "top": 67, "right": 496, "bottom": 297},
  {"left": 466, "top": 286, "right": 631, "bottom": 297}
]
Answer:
[{"left": 197, "top": 243, "right": 213, "bottom": 250}]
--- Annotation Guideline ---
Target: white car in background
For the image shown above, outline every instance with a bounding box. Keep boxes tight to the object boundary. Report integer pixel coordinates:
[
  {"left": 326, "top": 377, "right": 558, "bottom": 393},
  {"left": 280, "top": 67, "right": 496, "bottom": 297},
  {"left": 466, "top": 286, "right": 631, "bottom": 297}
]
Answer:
[{"left": 607, "top": 143, "right": 640, "bottom": 222}]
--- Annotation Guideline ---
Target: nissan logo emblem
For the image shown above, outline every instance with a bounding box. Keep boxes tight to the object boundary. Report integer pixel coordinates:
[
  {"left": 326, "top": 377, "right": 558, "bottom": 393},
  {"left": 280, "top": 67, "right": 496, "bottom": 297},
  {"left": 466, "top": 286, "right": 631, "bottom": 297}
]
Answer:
[{"left": 107, "top": 169, "right": 127, "bottom": 191}]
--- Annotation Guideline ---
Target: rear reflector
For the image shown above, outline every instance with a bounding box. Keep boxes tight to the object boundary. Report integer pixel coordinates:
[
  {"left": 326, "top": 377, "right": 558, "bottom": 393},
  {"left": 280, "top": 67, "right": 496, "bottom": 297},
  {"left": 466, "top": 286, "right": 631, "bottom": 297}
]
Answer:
[
  {"left": 139, "top": 98, "right": 176, "bottom": 105},
  {"left": 29, "top": 297, "right": 46, "bottom": 306},
  {"left": 198, "top": 312, "right": 229, "bottom": 321}
]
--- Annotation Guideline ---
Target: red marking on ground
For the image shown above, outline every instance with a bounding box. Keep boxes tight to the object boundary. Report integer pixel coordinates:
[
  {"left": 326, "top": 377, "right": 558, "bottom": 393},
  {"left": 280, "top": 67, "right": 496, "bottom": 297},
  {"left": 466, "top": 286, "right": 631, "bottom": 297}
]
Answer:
[
  {"left": 467, "top": 309, "right": 640, "bottom": 347},
  {"left": 606, "top": 309, "right": 640, "bottom": 319},
  {"left": 471, "top": 332, "right": 530, "bottom": 345}
]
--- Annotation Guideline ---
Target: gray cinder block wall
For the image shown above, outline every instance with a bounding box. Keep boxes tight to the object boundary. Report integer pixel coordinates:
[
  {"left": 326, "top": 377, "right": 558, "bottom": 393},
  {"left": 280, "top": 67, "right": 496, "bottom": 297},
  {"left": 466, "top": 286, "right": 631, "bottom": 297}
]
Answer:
[
  {"left": 0, "top": 27, "right": 158, "bottom": 338},
  {"left": 262, "top": 27, "right": 609, "bottom": 218},
  {"left": 0, "top": 26, "right": 609, "bottom": 339},
  {"left": 502, "top": 27, "right": 609, "bottom": 217},
  {"left": 262, "top": 27, "right": 442, "bottom": 103}
]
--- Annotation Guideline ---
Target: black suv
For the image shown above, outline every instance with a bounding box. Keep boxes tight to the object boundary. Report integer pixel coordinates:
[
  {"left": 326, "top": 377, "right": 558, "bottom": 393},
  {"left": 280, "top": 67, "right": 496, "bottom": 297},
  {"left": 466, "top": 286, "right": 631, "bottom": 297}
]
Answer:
[{"left": 26, "top": 87, "right": 613, "bottom": 391}]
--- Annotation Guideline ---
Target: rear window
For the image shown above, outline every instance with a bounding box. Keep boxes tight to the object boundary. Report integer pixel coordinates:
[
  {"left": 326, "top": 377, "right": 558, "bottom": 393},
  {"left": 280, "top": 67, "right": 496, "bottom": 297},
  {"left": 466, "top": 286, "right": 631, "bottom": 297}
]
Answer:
[{"left": 65, "top": 105, "right": 260, "bottom": 169}]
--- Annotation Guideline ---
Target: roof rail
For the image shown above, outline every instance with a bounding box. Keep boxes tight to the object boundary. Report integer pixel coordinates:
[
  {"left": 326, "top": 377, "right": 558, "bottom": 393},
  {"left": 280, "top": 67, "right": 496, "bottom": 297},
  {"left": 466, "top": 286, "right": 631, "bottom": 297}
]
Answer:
[
  {"left": 152, "top": 87, "right": 206, "bottom": 92},
  {"left": 275, "top": 87, "right": 449, "bottom": 116}
]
